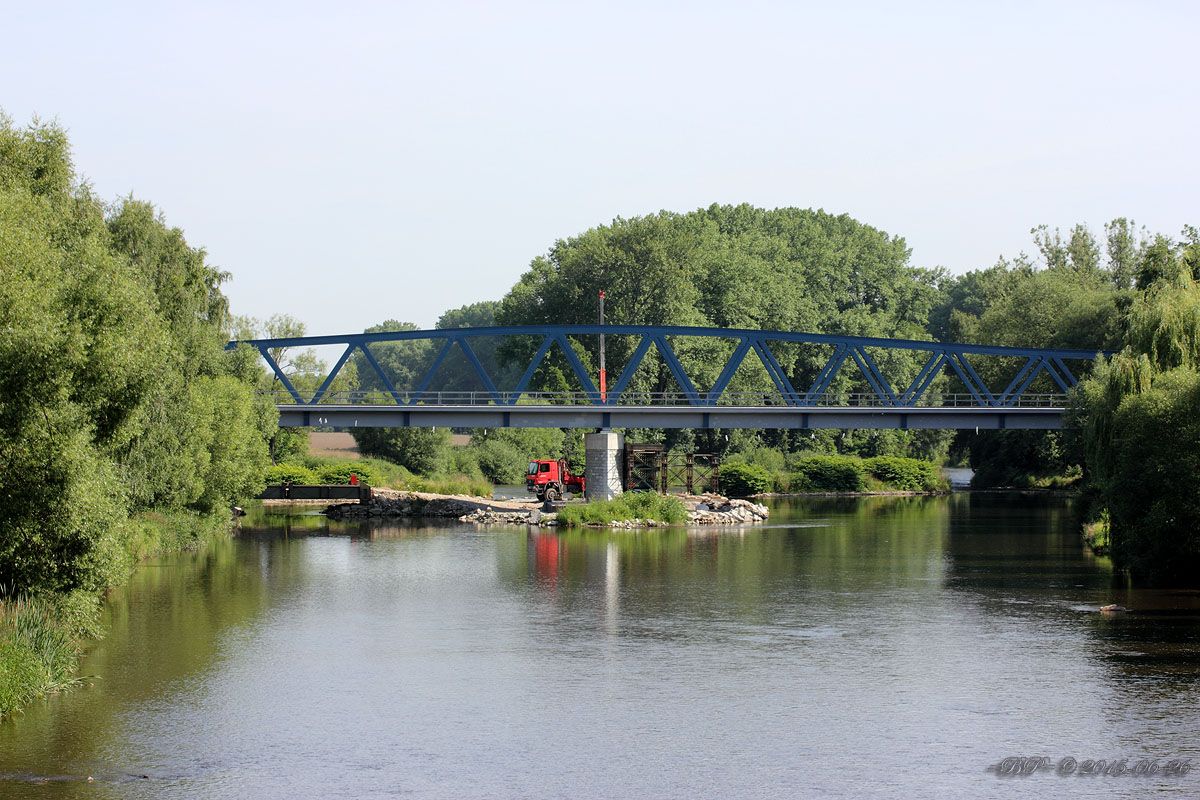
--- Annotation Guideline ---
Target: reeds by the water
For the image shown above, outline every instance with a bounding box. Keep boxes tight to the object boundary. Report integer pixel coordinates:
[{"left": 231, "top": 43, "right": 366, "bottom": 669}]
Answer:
[{"left": 0, "top": 590, "right": 101, "bottom": 716}]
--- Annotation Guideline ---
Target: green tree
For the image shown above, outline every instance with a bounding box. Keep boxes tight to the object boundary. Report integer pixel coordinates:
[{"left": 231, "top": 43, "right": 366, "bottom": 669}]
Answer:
[
  {"left": 469, "top": 428, "right": 565, "bottom": 484},
  {"left": 1075, "top": 244, "right": 1200, "bottom": 581},
  {"left": 351, "top": 427, "right": 451, "bottom": 475},
  {"left": 0, "top": 115, "right": 271, "bottom": 594},
  {"left": 495, "top": 203, "right": 945, "bottom": 459}
]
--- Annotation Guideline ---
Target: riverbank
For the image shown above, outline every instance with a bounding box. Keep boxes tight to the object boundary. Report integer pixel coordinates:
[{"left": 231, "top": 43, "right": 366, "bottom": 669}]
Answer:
[
  {"left": 720, "top": 454, "right": 949, "bottom": 497},
  {"left": 0, "top": 510, "right": 234, "bottom": 719},
  {"left": 325, "top": 489, "right": 770, "bottom": 527}
]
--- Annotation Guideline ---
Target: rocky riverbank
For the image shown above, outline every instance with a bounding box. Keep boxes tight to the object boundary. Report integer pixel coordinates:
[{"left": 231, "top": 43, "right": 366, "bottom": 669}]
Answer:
[
  {"left": 686, "top": 495, "right": 770, "bottom": 525},
  {"left": 325, "top": 488, "right": 532, "bottom": 520},
  {"left": 325, "top": 489, "right": 769, "bottom": 527}
]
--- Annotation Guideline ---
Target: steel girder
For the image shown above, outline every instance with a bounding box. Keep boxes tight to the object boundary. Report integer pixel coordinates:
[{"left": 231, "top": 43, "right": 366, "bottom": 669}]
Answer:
[{"left": 227, "top": 325, "right": 1104, "bottom": 409}]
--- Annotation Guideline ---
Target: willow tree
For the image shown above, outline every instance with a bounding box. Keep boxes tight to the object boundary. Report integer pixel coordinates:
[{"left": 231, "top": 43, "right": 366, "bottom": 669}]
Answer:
[{"left": 1073, "top": 240, "right": 1200, "bottom": 582}]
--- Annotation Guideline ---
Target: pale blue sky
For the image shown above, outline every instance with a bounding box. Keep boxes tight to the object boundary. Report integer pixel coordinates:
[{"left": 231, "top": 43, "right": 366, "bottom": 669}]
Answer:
[{"left": 5, "top": 1, "right": 1197, "bottom": 334}]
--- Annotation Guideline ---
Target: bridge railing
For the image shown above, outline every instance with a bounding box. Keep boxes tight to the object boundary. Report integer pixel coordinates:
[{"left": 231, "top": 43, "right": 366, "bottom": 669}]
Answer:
[{"left": 262, "top": 390, "right": 1072, "bottom": 409}]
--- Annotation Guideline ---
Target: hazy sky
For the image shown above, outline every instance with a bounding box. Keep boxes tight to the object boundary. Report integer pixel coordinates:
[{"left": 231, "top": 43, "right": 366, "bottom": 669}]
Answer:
[{"left": 5, "top": 1, "right": 1197, "bottom": 335}]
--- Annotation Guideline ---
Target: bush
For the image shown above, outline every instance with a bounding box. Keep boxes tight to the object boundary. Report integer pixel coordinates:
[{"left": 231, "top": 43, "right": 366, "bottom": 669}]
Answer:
[
  {"left": 557, "top": 492, "right": 688, "bottom": 526},
  {"left": 314, "top": 461, "right": 377, "bottom": 485},
  {"left": 264, "top": 463, "right": 320, "bottom": 485},
  {"left": 789, "top": 455, "right": 865, "bottom": 492},
  {"left": 472, "top": 439, "right": 528, "bottom": 485},
  {"left": 351, "top": 427, "right": 450, "bottom": 475},
  {"left": 272, "top": 428, "right": 309, "bottom": 462},
  {"left": 468, "top": 428, "right": 566, "bottom": 485},
  {"left": 445, "top": 447, "right": 485, "bottom": 481},
  {"left": 719, "top": 463, "right": 773, "bottom": 497},
  {"left": 728, "top": 446, "right": 786, "bottom": 473},
  {"left": 863, "top": 456, "right": 944, "bottom": 492}
]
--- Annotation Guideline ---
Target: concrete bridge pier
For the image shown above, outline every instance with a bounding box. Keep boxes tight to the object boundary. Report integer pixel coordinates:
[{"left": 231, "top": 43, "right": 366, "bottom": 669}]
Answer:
[{"left": 584, "top": 431, "right": 624, "bottom": 501}]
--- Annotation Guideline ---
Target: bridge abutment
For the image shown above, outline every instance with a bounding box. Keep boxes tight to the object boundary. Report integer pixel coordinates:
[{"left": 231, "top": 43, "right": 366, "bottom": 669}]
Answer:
[{"left": 584, "top": 431, "right": 624, "bottom": 501}]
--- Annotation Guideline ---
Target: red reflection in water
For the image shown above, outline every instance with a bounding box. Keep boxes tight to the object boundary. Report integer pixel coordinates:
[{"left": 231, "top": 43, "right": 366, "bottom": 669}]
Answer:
[{"left": 533, "top": 533, "right": 561, "bottom": 586}]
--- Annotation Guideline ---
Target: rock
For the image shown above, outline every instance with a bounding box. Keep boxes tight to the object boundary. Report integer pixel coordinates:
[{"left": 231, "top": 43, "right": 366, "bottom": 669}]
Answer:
[{"left": 457, "top": 509, "right": 533, "bottom": 525}]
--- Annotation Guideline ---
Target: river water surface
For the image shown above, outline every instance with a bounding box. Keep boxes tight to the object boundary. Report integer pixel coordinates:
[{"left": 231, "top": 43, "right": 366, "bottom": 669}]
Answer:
[{"left": 2, "top": 494, "right": 1199, "bottom": 799}]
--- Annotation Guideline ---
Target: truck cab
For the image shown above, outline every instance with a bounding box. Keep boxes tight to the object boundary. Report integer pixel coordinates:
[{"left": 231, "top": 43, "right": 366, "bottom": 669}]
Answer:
[{"left": 526, "top": 459, "right": 585, "bottom": 502}]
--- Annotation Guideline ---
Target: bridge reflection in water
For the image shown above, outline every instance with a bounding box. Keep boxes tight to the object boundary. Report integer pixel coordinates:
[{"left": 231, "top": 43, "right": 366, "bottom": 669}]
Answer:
[{"left": 228, "top": 325, "right": 1104, "bottom": 430}]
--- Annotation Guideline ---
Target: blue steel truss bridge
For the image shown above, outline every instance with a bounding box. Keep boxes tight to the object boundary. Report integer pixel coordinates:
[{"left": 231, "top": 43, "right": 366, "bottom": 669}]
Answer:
[{"left": 227, "top": 325, "right": 1104, "bottom": 430}]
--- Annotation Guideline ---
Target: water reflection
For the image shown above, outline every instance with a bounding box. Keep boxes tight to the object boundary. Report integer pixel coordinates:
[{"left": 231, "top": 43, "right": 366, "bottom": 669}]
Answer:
[{"left": 1, "top": 495, "right": 1198, "bottom": 800}]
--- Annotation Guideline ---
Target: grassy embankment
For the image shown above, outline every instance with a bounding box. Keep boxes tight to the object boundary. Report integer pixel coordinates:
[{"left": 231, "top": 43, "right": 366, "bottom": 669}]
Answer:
[
  {"left": 719, "top": 454, "right": 948, "bottom": 497},
  {"left": 265, "top": 455, "right": 492, "bottom": 497},
  {"left": 556, "top": 492, "right": 689, "bottom": 527},
  {"left": 0, "top": 511, "right": 230, "bottom": 717}
]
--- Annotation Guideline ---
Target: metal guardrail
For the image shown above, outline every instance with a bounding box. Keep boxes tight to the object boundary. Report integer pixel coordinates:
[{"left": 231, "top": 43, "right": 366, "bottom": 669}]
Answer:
[{"left": 258, "top": 390, "right": 1072, "bottom": 409}]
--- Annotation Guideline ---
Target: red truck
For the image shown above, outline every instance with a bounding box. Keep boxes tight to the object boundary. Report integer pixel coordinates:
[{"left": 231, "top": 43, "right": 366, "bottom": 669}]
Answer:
[{"left": 526, "top": 459, "right": 585, "bottom": 502}]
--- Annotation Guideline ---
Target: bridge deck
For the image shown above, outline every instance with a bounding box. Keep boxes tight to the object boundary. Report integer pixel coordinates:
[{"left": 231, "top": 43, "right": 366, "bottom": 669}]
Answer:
[{"left": 279, "top": 404, "right": 1064, "bottom": 430}]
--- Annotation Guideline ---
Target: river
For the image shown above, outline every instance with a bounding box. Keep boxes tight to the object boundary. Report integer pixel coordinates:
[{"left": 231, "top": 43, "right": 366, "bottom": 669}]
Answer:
[{"left": 2, "top": 494, "right": 1199, "bottom": 799}]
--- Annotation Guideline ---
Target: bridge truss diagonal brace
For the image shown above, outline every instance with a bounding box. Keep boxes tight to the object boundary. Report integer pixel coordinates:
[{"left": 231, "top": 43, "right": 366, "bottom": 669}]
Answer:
[
  {"left": 257, "top": 345, "right": 304, "bottom": 404},
  {"left": 705, "top": 339, "right": 753, "bottom": 405},
  {"left": 606, "top": 336, "right": 654, "bottom": 406},
  {"left": 999, "top": 355, "right": 1073, "bottom": 406},
  {"left": 946, "top": 353, "right": 996, "bottom": 407},
  {"left": 899, "top": 351, "right": 945, "bottom": 407},
  {"left": 1052, "top": 357, "right": 1078, "bottom": 387},
  {"left": 751, "top": 340, "right": 801, "bottom": 406},
  {"left": 509, "top": 335, "right": 556, "bottom": 404},
  {"left": 455, "top": 337, "right": 502, "bottom": 404},
  {"left": 652, "top": 336, "right": 701, "bottom": 405},
  {"left": 410, "top": 339, "right": 454, "bottom": 400},
  {"left": 309, "top": 343, "right": 358, "bottom": 404},
  {"left": 358, "top": 342, "right": 403, "bottom": 404},
  {"left": 804, "top": 344, "right": 849, "bottom": 403},
  {"left": 553, "top": 334, "right": 600, "bottom": 402},
  {"left": 849, "top": 346, "right": 898, "bottom": 406},
  {"left": 998, "top": 356, "right": 1042, "bottom": 406}
]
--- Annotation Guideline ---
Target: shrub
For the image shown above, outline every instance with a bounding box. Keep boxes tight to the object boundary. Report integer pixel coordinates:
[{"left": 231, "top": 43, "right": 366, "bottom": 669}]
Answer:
[
  {"left": 729, "top": 446, "right": 786, "bottom": 473},
  {"left": 264, "top": 463, "right": 320, "bottom": 485},
  {"left": 557, "top": 492, "right": 687, "bottom": 526},
  {"left": 445, "top": 448, "right": 485, "bottom": 481},
  {"left": 472, "top": 439, "right": 528, "bottom": 485},
  {"left": 351, "top": 427, "right": 450, "bottom": 475},
  {"left": 863, "top": 456, "right": 944, "bottom": 492},
  {"left": 789, "top": 455, "right": 865, "bottom": 492},
  {"left": 314, "top": 461, "right": 377, "bottom": 485},
  {"left": 719, "top": 463, "right": 773, "bottom": 497}
]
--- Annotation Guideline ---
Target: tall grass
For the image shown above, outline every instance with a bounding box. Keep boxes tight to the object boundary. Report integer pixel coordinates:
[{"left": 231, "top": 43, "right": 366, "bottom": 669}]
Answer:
[
  {"left": 556, "top": 492, "right": 688, "bottom": 527},
  {"left": 0, "top": 511, "right": 231, "bottom": 718},
  {"left": 0, "top": 591, "right": 102, "bottom": 717}
]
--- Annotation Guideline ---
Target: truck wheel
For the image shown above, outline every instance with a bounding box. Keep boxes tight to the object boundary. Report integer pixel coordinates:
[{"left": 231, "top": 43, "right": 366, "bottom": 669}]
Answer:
[{"left": 544, "top": 486, "right": 560, "bottom": 502}]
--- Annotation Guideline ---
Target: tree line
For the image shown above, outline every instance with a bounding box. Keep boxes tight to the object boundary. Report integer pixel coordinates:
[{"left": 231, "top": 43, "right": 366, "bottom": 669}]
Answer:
[{"left": 0, "top": 117, "right": 273, "bottom": 595}]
